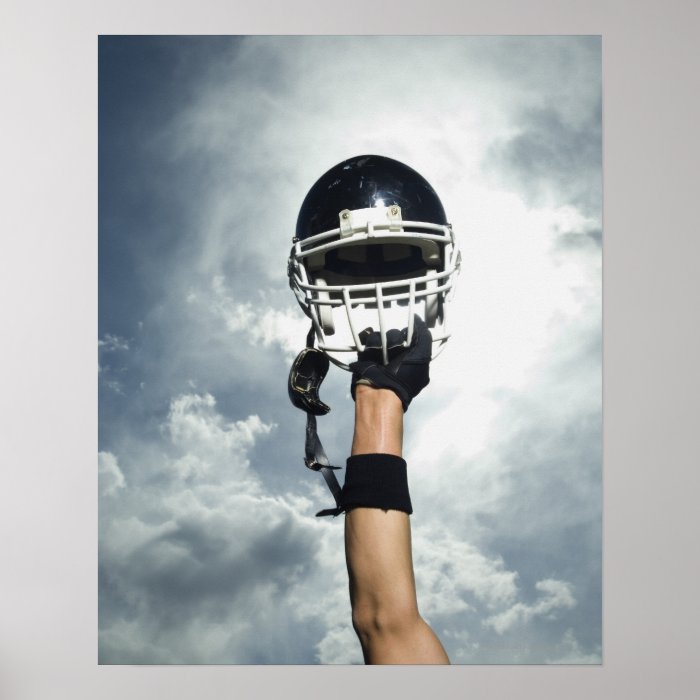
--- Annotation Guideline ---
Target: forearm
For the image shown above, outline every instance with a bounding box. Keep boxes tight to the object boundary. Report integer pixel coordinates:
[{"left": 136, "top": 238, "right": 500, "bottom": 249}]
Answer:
[
  {"left": 345, "top": 387, "right": 450, "bottom": 664},
  {"left": 351, "top": 385, "right": 403, "bottom": 457}
]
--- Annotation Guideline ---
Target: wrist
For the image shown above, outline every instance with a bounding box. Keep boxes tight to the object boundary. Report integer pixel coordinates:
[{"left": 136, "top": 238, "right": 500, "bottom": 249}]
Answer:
[
  {"left": 354, "top": 383, "right": 402, "bottom": 408},
  {"left": 352, "top": 385, "right": 403, "bottom": 457}
]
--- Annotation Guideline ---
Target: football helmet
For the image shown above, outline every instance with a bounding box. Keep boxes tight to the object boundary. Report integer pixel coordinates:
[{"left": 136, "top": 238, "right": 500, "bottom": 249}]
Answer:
[{"left": 288, "top": 154, "right": 461, "bottom": 369}]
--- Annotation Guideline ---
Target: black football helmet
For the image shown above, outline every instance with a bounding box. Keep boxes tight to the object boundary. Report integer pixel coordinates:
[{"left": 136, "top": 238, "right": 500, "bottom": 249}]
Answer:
[{"left": 288, "top": 155, "right": 461, "bottom": 368}]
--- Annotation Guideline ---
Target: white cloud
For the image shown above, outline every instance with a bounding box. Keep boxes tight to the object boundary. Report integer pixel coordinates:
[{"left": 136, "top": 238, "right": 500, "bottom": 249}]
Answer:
[
  {"left": 483, "top": 579, "right": 576, "bottom": 634},
  {"left": 206, "top": 275, "right": 305, "bottom": 358},
  {"left": 413, "top": 525, "right": 519, "bottom": 618},
  {"left": 98, "top": 451, "right": 125, "bottom": 497},
  {"left": 98, "top": 334, "right": 131, "bottom": 394},
  {"left": 167, "top": 392, "right": 273, "bottom": 464},
  {"left": 546, "top": 628, "right": 602, "bottom": 664},
  {"left": 98, "top": 333, "right": 130, "bottom": 352},
  {"left": 99, "top": 390, "right": 354, "bottom": 664},
  {"left": 309, "top": 537, "right": 362, "bottom": 664}
]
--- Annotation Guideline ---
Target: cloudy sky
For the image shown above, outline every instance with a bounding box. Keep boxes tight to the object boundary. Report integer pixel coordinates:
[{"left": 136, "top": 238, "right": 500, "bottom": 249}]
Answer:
[{"left": 98, "top": 35, "right": 601, "bottom": 665}]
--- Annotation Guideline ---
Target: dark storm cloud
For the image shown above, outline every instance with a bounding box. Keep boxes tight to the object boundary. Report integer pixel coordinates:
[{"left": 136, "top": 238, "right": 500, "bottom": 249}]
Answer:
[
  {"left": 481, "top": 36, "right": 602, "bottom": 219},
  {"left": 99, "top": 499, "right": 323, "bottom": 663},
  {"left": 486, "top": 104, "right": 603, "bottom": 219},
  {"left": 98, "top": 37, "right": 313, "bottom": 464},
  {"left": 99, "top": 37, "right": 241, "bottom": 336}
]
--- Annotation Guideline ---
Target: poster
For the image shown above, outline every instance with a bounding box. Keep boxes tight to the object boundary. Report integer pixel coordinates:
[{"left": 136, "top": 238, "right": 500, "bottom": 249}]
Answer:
[{"left": 98, "top": 36, "right": 601, "bottom": 665}]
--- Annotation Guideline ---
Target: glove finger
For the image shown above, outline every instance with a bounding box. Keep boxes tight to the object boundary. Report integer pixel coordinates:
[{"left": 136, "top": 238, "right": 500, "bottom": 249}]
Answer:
[
  {"left": 358, "top": 327, "right": 379, "bottom": 347},
  {"left": 359, "top": 328, "right": 405, "bottom": 350},
  {"left": 348, "top": 360, "right": 375, "bottom": 374},
  {"left": 408, "top": 314, "right": 432, "bottom": 361},
  {"left": 355, "top": 327, "right": 383, "bottom": 363},
  {"left": 385, "top": 328, "right": 405, "bottom": 349}
]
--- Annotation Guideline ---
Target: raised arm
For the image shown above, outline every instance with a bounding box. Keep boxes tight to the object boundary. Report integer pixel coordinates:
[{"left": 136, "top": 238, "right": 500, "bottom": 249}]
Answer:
[{"left": 342, "top": 320, "right": 450, "bottom": 664}]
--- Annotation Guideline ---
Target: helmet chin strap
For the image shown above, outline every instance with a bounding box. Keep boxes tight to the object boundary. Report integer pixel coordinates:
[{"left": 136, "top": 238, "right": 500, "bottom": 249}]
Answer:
[{"left": 288, "top": 324, "right": 345, "bottom": 517}]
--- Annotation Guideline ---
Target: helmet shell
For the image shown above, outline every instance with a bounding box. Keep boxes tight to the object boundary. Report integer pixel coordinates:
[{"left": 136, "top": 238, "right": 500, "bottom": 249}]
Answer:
[{"left": 295, "top": 155, "right": 447, "bottom": 240}]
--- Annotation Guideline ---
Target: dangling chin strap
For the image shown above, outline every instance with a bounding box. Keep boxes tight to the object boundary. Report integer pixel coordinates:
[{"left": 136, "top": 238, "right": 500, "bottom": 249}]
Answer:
[
  {"left": 304, "top": 413, "right": 344, "bottom": 517},
  {"left": 288, "top": 325, "right": 345, "bottom": 517}
]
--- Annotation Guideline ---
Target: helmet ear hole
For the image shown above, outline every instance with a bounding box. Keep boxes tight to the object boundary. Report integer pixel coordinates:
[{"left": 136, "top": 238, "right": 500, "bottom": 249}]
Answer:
[{"left": 314, "top": 277, "right": 336, "bottom": 335}]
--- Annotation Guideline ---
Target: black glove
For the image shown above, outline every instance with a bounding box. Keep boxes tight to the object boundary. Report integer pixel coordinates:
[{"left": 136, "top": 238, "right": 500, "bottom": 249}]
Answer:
[{"left": 349, "top": 315, "right": 432, "bottom": 412}]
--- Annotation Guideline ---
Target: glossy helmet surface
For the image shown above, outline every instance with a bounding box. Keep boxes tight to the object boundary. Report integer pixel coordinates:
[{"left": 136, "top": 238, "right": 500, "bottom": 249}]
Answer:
[{"left": 288, "top": 155, "right": 461, "bottom": 369}]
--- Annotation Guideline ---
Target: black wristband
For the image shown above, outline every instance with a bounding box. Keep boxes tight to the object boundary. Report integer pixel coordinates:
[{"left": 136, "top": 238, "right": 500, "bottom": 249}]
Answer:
[{"left": 341, "top": 453, "right": 413, "bottom": 514}]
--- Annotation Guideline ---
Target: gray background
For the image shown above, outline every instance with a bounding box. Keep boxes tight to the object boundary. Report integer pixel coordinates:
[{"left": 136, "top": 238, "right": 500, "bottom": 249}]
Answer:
[{"left": 1, "top": 0, "right": 698, "bottom": 698}]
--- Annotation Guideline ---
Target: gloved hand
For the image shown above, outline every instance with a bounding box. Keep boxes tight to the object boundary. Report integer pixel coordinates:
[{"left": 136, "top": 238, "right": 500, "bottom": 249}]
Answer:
[{"left": 349, "top": 315, "right": 432, "bottom": 412}]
